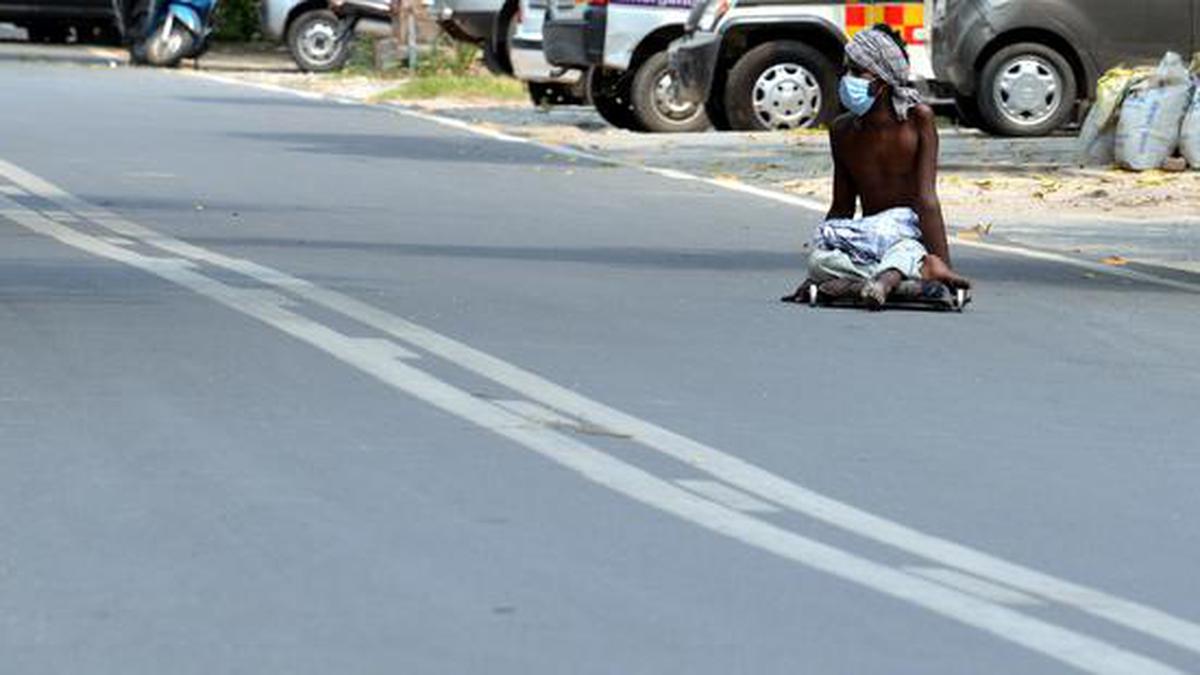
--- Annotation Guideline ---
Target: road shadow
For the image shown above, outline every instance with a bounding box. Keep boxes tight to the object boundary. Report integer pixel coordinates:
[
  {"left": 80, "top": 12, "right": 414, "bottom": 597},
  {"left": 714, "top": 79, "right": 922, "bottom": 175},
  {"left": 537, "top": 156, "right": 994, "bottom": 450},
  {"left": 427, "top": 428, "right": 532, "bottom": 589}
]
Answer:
[
  {"left": 188, "top": 237, "right": 803, "bottom": 272},
  {"left": 179, "top": 95, "right": 341, "bottom": 109},
  {"left": 229, "top": 131, "right": 590, "bottom": 167},
  {"left": 184, "top": 235, "right": 1199, "bottom": 293}
]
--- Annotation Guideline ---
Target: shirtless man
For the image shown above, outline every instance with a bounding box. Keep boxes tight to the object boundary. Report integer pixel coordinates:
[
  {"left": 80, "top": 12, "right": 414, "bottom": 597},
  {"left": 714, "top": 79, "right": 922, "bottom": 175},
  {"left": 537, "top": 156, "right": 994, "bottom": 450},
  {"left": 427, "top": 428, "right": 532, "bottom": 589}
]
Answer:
[{"left": 783, "top": 25, "right": 970, "bottom": 309}]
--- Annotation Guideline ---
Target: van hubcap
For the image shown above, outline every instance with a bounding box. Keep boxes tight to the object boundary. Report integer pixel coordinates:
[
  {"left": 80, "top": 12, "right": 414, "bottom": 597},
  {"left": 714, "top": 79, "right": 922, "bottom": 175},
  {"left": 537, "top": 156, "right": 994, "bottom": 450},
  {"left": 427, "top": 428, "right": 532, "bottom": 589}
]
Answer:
[
  {"left": 993, "top": 55, "right": 1062, "bottom": 127},
  {"left": 752, "top": 63, "right": 822, "bottom": 129},
  {"left": 653, "top": 69, "right": 700, "bottom": 122}
]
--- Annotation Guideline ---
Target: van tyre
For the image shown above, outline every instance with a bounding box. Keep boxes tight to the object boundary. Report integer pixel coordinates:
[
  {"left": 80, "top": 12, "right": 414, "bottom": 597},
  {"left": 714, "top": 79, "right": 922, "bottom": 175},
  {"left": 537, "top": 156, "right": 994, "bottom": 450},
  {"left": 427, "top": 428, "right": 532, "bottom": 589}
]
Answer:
[
  {"left": 629, "top": 51, "right": 711, "bottom": 133},
  {"left": 977, "top": 42, "right": 1076, "bottom": 136},
  {"left": 588, "top": 68, "right": 644, "bottom": 131},
  {"left": 724, "top": 40, "right": 837, "bottom": 131},
  {"left": 288, "top": 9, "right": 352, "bottom": 73}
]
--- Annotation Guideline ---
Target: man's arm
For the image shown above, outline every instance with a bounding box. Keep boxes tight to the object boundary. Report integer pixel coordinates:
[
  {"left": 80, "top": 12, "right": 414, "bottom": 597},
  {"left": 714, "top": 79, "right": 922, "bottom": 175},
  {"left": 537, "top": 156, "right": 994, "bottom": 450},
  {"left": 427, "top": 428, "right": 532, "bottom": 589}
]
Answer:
[
  {"left": 913, "top": 105, "right": 951, "bottom": 263},
  {"left": 827, "top": 119, "right": 858, "bottom": 220}
]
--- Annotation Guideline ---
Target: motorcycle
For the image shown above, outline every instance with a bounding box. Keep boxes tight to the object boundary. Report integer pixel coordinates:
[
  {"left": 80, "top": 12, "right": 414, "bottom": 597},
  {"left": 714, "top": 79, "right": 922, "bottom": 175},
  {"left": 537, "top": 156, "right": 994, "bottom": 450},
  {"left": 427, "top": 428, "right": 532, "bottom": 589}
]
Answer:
[{"left": 123, "top": 0, "right": 219, "bottom": 67}]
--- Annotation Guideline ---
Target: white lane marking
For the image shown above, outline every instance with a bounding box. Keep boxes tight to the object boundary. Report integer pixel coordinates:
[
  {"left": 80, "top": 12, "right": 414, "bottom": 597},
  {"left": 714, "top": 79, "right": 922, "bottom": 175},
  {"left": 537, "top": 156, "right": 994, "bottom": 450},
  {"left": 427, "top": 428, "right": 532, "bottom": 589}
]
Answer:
[
  {"left": 349, "top": 337, "right": 420, "bottom": 361},
  {"left": 0, "top": 195, "right": 1185, "bottom": 675},
  {"left": 102, "top": 235, "right": 136, "bottom": 246},
  {"left": 952, "top": 238, "right": 1200, "bottom": 294},
  {"left": 676, "top": 479, "right": 781, "bottom": 513},
  {"left": 906, "top": 567, "right": 1044, "bottom": 607},
  {"left": 3, "top": 158, "right": 1199, "bottom": 656}
]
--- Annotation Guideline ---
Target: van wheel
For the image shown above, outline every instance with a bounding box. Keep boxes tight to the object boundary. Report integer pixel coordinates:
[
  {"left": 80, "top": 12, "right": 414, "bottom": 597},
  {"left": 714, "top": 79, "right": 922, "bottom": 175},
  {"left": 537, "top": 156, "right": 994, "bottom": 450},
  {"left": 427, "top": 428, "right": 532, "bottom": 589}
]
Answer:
[
  {"left": 629, "top": 51, "right": 711, "bottom": 133},
  {"left": 288, "top": 9, "right": 352, "bottom": 73},
  {"left": 977, "top": 42, "right": 1076, "bottom": 136},
  {"left": 588, "top": 67, "right": 644, "bottom": 131},
  {"left": 724, "top": 40, "right": 837, "bottom": 131}
]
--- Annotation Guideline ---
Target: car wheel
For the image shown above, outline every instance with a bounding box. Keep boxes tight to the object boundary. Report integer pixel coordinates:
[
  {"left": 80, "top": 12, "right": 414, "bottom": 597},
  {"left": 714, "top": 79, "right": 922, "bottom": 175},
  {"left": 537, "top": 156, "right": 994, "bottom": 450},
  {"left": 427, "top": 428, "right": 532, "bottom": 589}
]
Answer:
[
  {"left": 288, "top": 9, "right": 352, "bottom": 73},
  {"left": 723, "top": 40, "right": 837, "bottom": 131},
  {"left": 976, "top": 42, "right": 1076, "bottom": 136},
  {"left": 529, "top": 82, "right": 584, "bottom": 107},
  {"left": 588, "top": 67, "right": 644, "bottom": 131},
  {"left": 483, "top": 10, "right": 517, "bottom": 76},
  {"left": 629, "top": 51, "right": 711, "bottom": 133}
]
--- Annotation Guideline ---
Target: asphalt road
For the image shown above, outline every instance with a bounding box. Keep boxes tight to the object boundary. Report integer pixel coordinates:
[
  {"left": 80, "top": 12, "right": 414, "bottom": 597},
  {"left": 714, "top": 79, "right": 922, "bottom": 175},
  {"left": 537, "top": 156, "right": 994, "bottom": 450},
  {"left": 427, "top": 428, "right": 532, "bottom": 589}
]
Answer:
[{"left": 2, "top": 57, "right": 1199, "bottom": 675}]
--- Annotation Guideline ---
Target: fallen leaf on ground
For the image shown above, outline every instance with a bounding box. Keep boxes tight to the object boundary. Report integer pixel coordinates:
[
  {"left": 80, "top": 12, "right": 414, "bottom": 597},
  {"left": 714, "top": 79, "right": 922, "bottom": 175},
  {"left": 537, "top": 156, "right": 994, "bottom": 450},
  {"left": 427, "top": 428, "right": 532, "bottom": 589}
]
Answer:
[
  {"left": 1135, "top": 172, "right": 1170, "bottom": 187},
  {"left": 1100, "top": 255, "right": 1129, "bottom": 266}
]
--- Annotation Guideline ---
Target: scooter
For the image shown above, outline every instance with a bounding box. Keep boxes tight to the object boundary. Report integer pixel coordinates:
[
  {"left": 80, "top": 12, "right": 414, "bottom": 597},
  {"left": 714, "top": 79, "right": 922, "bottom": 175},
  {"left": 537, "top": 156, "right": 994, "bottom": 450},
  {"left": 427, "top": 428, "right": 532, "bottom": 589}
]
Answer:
[{"left": 125, "top": 0, "right": 219, "bottom": 67}]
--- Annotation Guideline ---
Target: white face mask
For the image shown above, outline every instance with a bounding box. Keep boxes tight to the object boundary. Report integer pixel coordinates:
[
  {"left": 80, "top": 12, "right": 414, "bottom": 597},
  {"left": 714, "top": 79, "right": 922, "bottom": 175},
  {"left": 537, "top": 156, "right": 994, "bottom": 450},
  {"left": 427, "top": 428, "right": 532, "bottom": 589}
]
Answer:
[{"left": 838, "top": 74, "right": 877, "bottom": 116}]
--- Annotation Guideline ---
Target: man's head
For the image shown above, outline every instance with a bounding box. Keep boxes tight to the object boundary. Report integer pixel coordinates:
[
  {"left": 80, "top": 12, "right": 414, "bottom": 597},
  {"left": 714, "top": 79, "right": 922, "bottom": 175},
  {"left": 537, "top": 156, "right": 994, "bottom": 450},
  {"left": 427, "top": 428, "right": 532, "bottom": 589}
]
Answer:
[{"left": 839, "top": 25, "right": 921, "bottom": 120}]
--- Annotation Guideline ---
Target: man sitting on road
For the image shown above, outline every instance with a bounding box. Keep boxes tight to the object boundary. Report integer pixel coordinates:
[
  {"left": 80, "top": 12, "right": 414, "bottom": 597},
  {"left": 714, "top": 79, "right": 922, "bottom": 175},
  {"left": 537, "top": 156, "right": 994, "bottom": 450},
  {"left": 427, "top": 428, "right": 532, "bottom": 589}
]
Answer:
[{"left": 783, "top": 25, "right": 970, "bottom": 309}]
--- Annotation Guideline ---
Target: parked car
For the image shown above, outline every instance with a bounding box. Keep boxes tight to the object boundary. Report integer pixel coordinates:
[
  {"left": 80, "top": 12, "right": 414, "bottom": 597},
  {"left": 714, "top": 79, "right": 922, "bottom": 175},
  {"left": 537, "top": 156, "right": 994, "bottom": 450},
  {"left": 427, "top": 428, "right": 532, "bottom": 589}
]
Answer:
[
  {"left": 0, "top": 0, "right": 120, "bottom": 43},
  {"left": 260, "top": 0, "right": 389, "bottom": 71},
  {"left": 670, "top": 0, "right": 935, "bottom": 131},
  {"left": 509, "top": 0, "right": 585, "bottom": 105},
  {"left": 542, "top": 0, "right": 709, "bottom": 132},
  {"left": 931, "top": 0, "right": 1200, "bottom": 136}
]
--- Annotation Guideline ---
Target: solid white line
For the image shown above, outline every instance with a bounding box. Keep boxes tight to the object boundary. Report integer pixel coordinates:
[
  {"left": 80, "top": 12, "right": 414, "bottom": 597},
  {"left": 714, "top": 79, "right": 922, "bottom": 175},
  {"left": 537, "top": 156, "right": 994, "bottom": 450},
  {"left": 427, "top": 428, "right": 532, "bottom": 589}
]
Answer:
[
  {"left": 3, "top": 157, "right": 1199, "bottom": 656},
  {"left": 676, "top": 479, "right": 781, "bottom": 513},
  {"left": 0, "top": 193, "right": 1185, "bottom": 675},
  {"left": 348, "top": 337, "right": 420, "bottom": 361},
  {"left": 906, "top": 566, "right": 1044, "bottom": 607},
  {"left": 953, "top": 238, "right": 1200, "bottom": 293}
]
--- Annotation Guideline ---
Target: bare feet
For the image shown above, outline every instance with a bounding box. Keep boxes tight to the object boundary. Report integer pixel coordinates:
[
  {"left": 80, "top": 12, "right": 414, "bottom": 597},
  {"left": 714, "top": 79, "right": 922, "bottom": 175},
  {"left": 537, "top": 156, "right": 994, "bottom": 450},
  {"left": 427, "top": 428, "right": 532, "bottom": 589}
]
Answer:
[
  {"left": 859, "top": 269, "right": 902, "bottom": 311},
  {"left": 860, "top": 280, "right": 888, "bottom": 310},
  {"left": 922, "top": 254, "right": 972, "bottom": 289}
]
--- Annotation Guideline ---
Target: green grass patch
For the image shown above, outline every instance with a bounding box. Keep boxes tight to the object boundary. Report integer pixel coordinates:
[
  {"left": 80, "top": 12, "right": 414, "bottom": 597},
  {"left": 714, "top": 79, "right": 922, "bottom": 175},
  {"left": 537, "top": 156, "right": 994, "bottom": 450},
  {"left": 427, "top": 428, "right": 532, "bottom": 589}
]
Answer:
[{"left": 375, "top": 74, "right": 527, "bottom": 102}]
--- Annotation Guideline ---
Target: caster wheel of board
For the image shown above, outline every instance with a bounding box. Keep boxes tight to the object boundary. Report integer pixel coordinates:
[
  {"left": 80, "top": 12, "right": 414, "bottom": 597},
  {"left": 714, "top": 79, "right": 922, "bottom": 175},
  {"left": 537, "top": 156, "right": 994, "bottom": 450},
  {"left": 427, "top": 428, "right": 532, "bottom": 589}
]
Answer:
[{"left": 807, "top": 283, "right": 819, "bottom": 307}]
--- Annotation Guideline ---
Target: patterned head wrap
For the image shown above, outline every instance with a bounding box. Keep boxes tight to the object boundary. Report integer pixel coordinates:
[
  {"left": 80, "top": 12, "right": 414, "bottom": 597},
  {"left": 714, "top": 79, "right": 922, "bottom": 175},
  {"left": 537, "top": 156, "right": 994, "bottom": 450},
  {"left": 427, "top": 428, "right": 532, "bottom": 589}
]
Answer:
[{"left": 844, "top": 28, "right": 922, "bottom": 120}]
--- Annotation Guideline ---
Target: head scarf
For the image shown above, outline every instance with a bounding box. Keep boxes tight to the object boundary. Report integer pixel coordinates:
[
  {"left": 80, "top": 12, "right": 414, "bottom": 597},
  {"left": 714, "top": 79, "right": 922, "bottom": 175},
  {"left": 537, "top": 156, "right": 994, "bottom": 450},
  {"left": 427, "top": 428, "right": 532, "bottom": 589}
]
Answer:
[{"left": 844, "top": 28, "right": 922, "bottom": 120}]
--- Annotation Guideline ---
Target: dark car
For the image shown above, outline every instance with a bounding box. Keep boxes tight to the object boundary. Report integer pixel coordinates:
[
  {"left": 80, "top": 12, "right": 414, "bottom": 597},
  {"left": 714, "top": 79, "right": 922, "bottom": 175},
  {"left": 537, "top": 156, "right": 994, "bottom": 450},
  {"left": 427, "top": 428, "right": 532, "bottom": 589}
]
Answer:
[
  {"left": 0, "top": 0, "right": 122, "bottom": 43},
  {"left": 932, "top": 0, "right": 1200, "bottom": 136}
]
